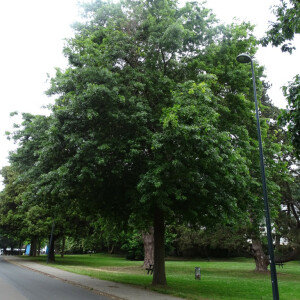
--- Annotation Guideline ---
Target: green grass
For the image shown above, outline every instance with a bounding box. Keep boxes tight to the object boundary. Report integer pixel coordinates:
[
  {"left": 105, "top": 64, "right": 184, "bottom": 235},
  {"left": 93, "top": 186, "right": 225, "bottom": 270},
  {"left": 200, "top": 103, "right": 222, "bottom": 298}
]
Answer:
[{"left": 20, "top": 254, "right": 300, "bottom": 300}]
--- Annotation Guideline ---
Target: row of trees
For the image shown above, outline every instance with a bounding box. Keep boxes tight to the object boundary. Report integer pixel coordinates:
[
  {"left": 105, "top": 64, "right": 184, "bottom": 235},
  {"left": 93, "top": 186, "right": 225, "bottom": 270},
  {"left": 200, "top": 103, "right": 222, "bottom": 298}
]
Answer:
[{"left": 0, "top": 0, "right": 299, "bottom": 286}]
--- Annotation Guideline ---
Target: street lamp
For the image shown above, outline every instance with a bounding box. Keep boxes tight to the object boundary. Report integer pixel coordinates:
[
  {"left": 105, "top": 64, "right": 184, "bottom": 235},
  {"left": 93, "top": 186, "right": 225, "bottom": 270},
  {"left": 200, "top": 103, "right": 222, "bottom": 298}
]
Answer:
[{"left": 236, "top": 53, "right": 279, "bottom": 300}]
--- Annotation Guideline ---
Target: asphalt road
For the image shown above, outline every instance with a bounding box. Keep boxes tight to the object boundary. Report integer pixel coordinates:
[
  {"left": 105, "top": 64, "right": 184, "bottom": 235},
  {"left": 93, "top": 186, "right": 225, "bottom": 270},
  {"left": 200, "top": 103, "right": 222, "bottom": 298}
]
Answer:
[{"left": 0, "top": 256, "right": 113, "bottom": 300}]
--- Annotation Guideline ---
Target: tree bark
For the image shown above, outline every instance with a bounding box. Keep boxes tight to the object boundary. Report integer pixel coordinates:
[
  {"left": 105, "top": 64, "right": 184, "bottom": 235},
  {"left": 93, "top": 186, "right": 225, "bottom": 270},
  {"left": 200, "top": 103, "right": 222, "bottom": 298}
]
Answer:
[
  {"left": 152, "top": 207, "right": 167, "bottom": 286},
  {"left": 37, "top": 239, "right": 41, "bottom": 256},
  {"left": 18, "top": 241, "right": 22, "bottom": 255},
  {"left": 48, "top": 219, "right": 55, "bottom": 262},
  {"left": 109, "top": 245, "right": 115, "bottom": 254},
  {"left": 251, "top": 239, "right": 269, "bottom": 272},
  {"left": 275, "top": 234, "right": 281, "bottom": 249},
  {"left": 61, "top": 236, "right": 65, "bottom": 258},
  {"left": 48, "top": 236, "right": 56, "bottom": 262},
  {"left": 30, "top": 238, "right": 37, "bottom": 257},
  {"left": 142, "top": 227, "right": 154, "bottom": 268},
  {"left": 286, "top": 182, "right": 300, "bottom": 228}
]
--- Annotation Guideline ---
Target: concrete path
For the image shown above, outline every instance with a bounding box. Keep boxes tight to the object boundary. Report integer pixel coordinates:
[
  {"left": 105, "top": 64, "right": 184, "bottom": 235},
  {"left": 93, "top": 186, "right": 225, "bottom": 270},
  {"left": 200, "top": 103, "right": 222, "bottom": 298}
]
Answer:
[
  {"left": 0, "top": 256, "right": 110, "bottom": 300},
  {"left": 3, "top": 256, "right": 184, "bottom": 300}
]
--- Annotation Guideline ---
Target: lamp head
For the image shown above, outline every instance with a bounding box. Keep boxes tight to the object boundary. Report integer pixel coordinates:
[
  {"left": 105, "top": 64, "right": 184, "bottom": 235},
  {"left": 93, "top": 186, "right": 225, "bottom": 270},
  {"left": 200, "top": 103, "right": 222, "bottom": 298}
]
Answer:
[{"left": 236, "top": 53, "right": 252, "bottom": 64}]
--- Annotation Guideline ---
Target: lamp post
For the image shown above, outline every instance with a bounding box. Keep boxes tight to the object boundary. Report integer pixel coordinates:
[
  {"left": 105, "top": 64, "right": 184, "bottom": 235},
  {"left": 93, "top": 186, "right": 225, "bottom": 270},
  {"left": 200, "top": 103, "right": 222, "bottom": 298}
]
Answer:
[{"left": 236, "top": 53, "right": 279, "bottom": 300}]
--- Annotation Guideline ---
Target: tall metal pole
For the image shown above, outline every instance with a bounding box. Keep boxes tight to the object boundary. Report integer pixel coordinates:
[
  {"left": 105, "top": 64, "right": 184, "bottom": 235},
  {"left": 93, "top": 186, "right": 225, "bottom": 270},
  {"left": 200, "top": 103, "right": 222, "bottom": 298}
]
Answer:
[
  {"left": 250, "top": 60, "right": 279, "bottom": 300},
  {"left": 237, "top": 54, "right": 279, "bottom": 300}
]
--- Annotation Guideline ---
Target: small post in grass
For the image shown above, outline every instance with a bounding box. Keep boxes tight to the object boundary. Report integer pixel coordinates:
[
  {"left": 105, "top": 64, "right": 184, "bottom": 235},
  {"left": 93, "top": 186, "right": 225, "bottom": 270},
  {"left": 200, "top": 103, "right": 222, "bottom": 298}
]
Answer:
[{"left": 195, "top": 267, "right": 201, "bottom": 280}]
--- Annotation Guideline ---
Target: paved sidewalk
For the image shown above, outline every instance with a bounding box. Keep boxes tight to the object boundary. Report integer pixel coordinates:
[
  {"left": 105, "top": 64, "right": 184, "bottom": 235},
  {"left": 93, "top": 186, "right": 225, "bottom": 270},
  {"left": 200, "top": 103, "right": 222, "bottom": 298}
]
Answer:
[{"left": 3, "top": 256, "right": 184, "bottom": 300}]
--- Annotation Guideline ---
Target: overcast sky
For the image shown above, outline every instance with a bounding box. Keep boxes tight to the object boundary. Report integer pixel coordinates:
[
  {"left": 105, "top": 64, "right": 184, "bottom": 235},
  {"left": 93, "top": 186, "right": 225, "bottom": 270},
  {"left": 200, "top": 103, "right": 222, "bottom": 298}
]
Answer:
[{"left": 0, "top": 0, "right": 299, "bottom": 189}]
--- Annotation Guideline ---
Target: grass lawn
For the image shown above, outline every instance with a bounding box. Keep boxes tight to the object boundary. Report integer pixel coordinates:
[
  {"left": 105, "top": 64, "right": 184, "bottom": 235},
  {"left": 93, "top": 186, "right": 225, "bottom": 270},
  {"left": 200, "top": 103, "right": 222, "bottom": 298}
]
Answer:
[{"left": 21, "top": 254, "right": 300, "bottom": 300}]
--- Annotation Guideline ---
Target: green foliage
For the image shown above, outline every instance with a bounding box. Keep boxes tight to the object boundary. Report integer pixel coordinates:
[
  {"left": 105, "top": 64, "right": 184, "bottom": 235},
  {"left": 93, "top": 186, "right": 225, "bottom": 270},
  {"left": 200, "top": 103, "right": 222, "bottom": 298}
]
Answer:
[
  {"left": 1, "top": 0, "right": 292, "bottom": 284},
  {"left": 138, "top": 80, "right": 250, "bottom": 224},
  {"left": 172, "top": 224, "right": 249, "bottom": 257},
  {"left": 35, "top": 0, "right": 263, "bottom": 230},
  {"left": 279, "top": 75, "right": 300, "bottom": 157},
  {"left": 262, "top": 0, "right": 300, "bottom": 53},
  {"left": 0, "top": 166, "right": 27, "bottom": 242},
  {"left": 121, "top": 230, "right": 144, "bottom": 260}
]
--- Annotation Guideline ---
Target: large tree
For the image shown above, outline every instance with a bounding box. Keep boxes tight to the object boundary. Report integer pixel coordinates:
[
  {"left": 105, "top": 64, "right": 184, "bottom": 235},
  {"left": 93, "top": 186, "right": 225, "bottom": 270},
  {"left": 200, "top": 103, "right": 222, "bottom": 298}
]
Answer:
[
  {"left": 41, "top": 0, "right": 262, "bottom": 285},
  {"left": 5, "top": 0, "right": 279, "bottom": 285}
]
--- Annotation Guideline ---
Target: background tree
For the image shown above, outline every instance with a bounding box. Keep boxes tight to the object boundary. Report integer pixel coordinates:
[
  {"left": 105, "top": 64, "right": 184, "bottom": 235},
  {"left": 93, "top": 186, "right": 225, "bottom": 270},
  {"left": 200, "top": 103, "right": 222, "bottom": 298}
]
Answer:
[
  {"left": 199, "top": 22, "right": 288, "bottom": 271},
  {"left": 262, "top": 0, "right": 300, "bottom": 53},
  {"left": 0, "top": 166, "right": 27, "bottom": 251},
  {"left": 279, "top": 75, "right": 300, "bottom": 158},
  {"left": 262, "top": 0, "right": 299, "bottom": 157}
]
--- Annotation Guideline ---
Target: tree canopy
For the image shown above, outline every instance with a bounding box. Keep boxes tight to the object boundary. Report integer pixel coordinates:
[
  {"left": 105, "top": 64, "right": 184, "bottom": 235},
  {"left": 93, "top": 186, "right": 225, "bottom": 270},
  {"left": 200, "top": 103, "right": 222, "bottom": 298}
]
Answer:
[{"left": 0, "top": 0, "right": 295, "bottom": 286}]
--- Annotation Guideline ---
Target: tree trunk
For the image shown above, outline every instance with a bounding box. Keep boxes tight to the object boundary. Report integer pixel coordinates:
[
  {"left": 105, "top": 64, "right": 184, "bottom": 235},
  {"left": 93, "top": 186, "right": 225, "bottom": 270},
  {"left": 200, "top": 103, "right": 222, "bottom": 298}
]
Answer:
[
  {"left": 142, "top": 227, "right": 154, "bottom": 268},
  {"left": 109, "top": 245, "right": 115, "bottom": 254},
  {"left": 37, "top": 239, "right": 41, "bottom": 256},
  {"left": 251, "top": 239, "right": 269, "bottom": 272},
  {"left": 152, "top": 207, "right": 167, "bottom": 286},
  {"left": 106, "top": 240, "right": 110, "bottom": 254},
  {"left": 18, "top": 241, "right": 22, "bottom": 255},
  {"left": 61, "top": 236, "right": 65, "bottom": 258},
  {"left": 275, "top": 234, "right": 280, "bottom": 249},
  {"left": 30, "top": 238, "right": 37, "bottom": 257},
  {"left": 48, "top": 219, "right": 55, "bottom": 262},
  {"left": 48, "top": 236, "right": 56, "bottom": 262}
]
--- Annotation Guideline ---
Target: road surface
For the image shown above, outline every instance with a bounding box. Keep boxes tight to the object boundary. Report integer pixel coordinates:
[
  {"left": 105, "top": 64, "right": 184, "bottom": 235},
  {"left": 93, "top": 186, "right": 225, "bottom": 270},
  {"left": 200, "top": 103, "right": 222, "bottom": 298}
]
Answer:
[{"left": 0, "top": 256, "right": 112, "bottom": 300}]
